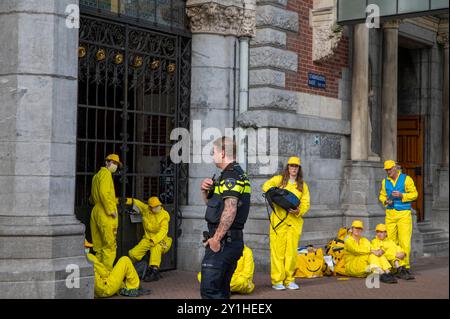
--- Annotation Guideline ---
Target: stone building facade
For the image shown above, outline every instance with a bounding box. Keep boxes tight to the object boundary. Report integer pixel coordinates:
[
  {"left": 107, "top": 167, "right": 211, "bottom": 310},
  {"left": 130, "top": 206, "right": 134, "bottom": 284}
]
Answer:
[{"left": 0, "top": 0, "right": 448, "bottom": 298}]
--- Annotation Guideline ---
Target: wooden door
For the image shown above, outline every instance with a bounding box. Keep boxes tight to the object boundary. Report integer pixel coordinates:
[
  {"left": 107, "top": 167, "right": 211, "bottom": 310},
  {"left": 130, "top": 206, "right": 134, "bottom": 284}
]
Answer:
[{"left": 397, "top": 116, "right": 424, "bottom": 221}]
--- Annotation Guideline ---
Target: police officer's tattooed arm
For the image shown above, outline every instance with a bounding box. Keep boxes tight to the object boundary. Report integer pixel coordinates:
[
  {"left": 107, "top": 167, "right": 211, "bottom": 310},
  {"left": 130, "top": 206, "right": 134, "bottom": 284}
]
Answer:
[{"left": 208, "top": 197, "right": 238, "bottom": 252}]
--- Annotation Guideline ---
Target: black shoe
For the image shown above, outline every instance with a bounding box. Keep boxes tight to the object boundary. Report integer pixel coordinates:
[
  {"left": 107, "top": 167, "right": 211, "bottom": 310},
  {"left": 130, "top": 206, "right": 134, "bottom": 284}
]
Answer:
[
  {"left": 143, "top": 268, "right": 159, "bottom": 282},
  {"left": 395, "top": 267, "right": 415, "bottom": 280},
  {"left": 387, "top": 273, "right": 398, "bottom": 283},
  {"left": 137, "top": 288, "right": 151, "bottom": 296},
  {"left": 380, "top": 273, "right": 397, "bottom": 284}
]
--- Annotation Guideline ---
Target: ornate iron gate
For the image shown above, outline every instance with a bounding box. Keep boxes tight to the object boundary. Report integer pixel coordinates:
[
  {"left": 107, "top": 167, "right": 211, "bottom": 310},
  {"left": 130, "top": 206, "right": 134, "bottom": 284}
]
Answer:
[{"left": 75, "top": 13, "right": 190, "bottom": 270}]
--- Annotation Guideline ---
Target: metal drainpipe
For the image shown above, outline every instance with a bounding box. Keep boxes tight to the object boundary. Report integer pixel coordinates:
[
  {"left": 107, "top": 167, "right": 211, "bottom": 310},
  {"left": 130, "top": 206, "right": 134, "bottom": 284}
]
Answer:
[{"left": 238, "top": 36, "right": 249, "bottom": 171}]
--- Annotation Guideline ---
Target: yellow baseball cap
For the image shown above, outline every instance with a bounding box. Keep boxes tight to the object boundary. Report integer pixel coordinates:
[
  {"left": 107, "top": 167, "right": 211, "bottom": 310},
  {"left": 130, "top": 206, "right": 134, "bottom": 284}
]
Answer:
[
  {"left": 384, "top": 160, "right": 396, "bottom": 170},
  {"left": 84, "top": 239, "right": 94, "bottom": 248},
  {"left": 105, "top": 154, "right": 122, "bottom": 167},
  {"left": 375, "top": 224, "right": 387, "bottom": 232},
  {"left": 148, "top": 196, "right": 162, "bottom": 207},
  {"left": 288, "top": 156, "right": 301, "bottom": 166},
  {"left": 351, "top": 220, "right": 364, "bottom": 229}
]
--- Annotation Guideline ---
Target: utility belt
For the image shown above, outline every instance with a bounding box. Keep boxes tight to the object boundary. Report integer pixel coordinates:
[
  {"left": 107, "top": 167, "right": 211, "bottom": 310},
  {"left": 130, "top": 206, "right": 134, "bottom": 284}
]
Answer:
[{"left": 207, "top": 224, "right": 244, "bottom": 242}]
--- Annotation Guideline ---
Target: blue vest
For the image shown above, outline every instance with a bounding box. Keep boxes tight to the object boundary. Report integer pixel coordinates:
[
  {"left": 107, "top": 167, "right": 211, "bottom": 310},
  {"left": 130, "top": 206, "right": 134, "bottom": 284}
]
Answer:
[{"left": 385, "top": 173, "right": 412, "bottom": 211}]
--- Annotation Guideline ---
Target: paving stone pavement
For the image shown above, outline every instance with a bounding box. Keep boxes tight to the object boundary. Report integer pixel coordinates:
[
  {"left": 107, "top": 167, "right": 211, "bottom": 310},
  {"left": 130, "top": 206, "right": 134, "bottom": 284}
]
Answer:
[{"left": 113, "top": 256, "right": 448, "bottom": 299}]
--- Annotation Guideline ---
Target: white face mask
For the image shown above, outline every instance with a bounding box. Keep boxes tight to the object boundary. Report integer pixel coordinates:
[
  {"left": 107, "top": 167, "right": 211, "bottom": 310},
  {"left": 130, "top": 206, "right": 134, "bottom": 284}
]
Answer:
[
  {"left": 107, "top": 163, "right": 118, "bottom": 173},
  {"left": 84, "top": 248, "right": 90, "bottom": 254},
  {"left": 151, "top": 206, "right": 162, "bottom": 213}
]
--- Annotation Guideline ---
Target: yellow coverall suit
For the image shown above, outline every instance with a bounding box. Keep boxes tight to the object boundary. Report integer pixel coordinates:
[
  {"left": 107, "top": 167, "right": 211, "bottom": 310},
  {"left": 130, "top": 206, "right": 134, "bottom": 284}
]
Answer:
[
  {"left": 262, "top": 175, "right": 311, "bottom": 286},
  {"left": 379, "top": 171, "right": 418, "bottom": 269},
  {"left": 198, "top": 245, "right": 255, "bottom": 294},
  {"left": 90, "top": 167, "right": 119, "bottom": 270},
  {"left": 371, "top": 237, "right": 407, "bottom": 268},
  {"left": 87, "top": 253, "right": 140, "bottom": 298},
  {"left": 344, "top": 236, "right": 391, "bottom": 277},
  {"left": 127, "top": 199, "right": 172, "bottom": 267}
]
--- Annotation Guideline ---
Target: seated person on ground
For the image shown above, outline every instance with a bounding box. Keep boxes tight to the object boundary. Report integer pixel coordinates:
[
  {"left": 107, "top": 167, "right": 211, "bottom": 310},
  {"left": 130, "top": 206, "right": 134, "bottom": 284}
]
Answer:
[
  {"left": 126, "top": 196, "right": 172, "bottom": 282},
  {"left": 344, "top": 220, "right": 398, "bottom": 284},
  {"left": 371, "top": 224, "right": 414, "bottom": 280},
  {"left": 84, "top": 240, "right": 150, "bottom": 298},
  {"left": 198, "top": 245, "right": 255, "bottom": 294}
]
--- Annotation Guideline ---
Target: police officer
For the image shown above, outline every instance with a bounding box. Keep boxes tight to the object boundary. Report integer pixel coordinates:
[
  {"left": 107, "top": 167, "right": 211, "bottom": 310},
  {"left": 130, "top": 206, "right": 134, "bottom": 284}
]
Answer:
[{"left": 199, "top": 136, "right": 251, "bottom": 299}]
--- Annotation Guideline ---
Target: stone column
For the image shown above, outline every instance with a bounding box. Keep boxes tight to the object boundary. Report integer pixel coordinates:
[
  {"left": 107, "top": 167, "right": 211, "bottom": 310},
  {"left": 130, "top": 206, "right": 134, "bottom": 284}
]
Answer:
[
  {"left": 437, "top": 31, "right": 449, "bottom": 166},
  {"left": 342, "top": 24, "right": 385, "bottom": 231},
  {"left": 178, "top": 0, "right": 256, "bottom": 271},
  {"left": 381, "top": 20, "right": 400, "bottom": 161},
  {"left": 351, "top": 24, "right": 369, "bottom": 161},
  {"left": 0, "top": 1, "right": 93, "bottom": 298},
  {"left": 433, "top": 27, "right": 449, "bottom": 231}
]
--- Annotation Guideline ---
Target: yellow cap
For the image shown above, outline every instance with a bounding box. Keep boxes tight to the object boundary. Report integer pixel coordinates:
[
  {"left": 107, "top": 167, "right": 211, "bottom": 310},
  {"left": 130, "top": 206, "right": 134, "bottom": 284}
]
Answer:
[
  {"left": 148, "top": 196, "right": 162, "bottom": 207},
  {"left": 375, "top": 224, "right": 387, "bottom": 232},
  {"left": 384, "top": 160, "right": 396, "bottom": 170},
  {"left": 84, "top": 239, "right": 93, "bottom": 248},
  {"left": 106, "top": 154, "right": 122, "bottom": 167},
  {"left": 287, "top": 156, "right": 301, "bottom": 166},
  {"left": 351, "top": 220, "right": 364, "bottom": 229}
]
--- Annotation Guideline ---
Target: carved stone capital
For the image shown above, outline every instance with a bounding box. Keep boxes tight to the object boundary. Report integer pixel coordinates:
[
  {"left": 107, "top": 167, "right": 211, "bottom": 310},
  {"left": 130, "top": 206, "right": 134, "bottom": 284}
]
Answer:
[
  {"left": 437, "top": 33, "right": 449, "bottom": 49},
  {"left": 186, "top": 0, "right": 256, "bottom": 37},
  {"left": 382, "top": 19, "right": 402, "bottom": 29},
  {"left": 310, "top": 1, "right": 344, "bottom": 64}
]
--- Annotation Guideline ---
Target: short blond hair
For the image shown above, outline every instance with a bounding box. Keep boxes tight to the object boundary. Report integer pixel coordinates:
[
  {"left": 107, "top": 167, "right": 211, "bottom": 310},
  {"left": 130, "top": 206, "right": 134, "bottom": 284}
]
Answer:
[{"left": 213, "top": 136, "right": 236, "bottom": 160}]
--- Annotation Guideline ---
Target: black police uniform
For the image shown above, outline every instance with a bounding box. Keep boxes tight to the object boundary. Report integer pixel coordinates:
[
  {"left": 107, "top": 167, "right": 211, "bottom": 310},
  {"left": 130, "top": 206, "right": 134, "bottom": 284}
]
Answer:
[{"left": 200, "top": 161, "right": 251, "bottom": 299}]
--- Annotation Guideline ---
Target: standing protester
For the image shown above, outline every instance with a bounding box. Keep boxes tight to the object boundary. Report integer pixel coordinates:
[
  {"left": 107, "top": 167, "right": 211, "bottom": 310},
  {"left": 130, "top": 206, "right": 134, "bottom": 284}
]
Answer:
[
  {"left": 90, "top": 154, "right": 121, "bottom": 270},
  {"left": 262, "top": 156, "right": 310, "bottom": 290},
  {"left": 199, "top": 137, "right": 251, "bottom": 299},
  {"left": 379, "top": 160, "right": 417, "bottom": 279}
]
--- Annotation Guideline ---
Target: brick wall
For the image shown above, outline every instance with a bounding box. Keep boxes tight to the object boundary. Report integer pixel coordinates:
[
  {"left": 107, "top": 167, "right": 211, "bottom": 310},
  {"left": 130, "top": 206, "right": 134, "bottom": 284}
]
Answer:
[{"left": 286, "top": 0, "right": 349, "bottom": 99}]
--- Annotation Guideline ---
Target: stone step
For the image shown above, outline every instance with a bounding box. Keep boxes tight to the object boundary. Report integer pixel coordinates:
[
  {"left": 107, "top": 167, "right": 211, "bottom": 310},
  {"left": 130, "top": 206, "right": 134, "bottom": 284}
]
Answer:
[
  {"left": 417, "top": 220, "right": 433, "bottom": 229},
  {"left": 423, "top": 238, "right": 449, "bottom": 257},
  {"left": 420, "top": 228, "right": 449, "bottom": 241}
]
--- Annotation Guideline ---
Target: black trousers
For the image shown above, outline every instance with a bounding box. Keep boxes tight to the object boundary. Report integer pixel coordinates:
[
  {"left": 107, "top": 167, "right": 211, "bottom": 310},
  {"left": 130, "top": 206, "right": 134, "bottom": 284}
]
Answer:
[{"left": 200, "top": 239, "right": 244, "bottom": 299}]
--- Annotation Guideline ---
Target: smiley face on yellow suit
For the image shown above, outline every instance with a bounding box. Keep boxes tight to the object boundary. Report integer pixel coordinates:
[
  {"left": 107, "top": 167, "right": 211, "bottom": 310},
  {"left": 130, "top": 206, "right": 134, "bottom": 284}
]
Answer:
[{"left": 295, "top": 248, "right": 325, "bottom": 278}]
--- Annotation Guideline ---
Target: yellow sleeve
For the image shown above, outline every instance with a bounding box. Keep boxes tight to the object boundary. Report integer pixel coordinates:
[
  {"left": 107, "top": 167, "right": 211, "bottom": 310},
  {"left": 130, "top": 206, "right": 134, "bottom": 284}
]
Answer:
[
  {"left": 150, "top": 210, "right": 170, "bottom": 244},
  {"left": 345, "top": 237, "right": 371, "bottom": 256},
  {"left": 240, "top": 247, "right": 255, "bottom": 280},
  {"left": 370, "top": 238, "right": 381, "bottom": 250},
  {"left": 383, "top": 241, "right": 398, "bottom": 261},
  {"left": 296, "top": 182, "right": 310, "bottom": 217},
  {"left": 402, "top": 176, "right": 418, "bottom": 203},
  {"left": 262, "top": 175, "right": 283, "bottom": 193},
  {"left": 126, "top": 198, "right": 147, "bottom": 213},
  {"left": 98, "top": 172, "right": 117, "bottom": 215},
  {"left": 379, "top": 179, "right": 387, "bottom": 207}
]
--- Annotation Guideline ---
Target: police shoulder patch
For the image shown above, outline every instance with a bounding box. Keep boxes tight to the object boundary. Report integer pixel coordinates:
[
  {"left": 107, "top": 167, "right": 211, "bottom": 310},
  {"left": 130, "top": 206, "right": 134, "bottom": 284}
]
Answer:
[{"left": 224, "top": 178, "right": 236, "bottom": 190}]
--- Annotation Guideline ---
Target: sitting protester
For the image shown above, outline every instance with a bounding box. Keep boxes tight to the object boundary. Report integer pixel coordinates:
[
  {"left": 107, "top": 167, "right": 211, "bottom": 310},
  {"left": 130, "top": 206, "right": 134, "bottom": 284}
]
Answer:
[
  {"left": 84, "top": 240, "right": 150, "bottom": 298},
  {"left": 344, "top": 220, "right": 397, "bottom": 284},
  {"left": 198, "top": 245, "right": 255, "bottom": 294},
  {"left": 371, "top": 224, "right": 414, "bottom": 280},
  {"left": 126, "top": 196, "right": 172, "bottom": 282}
]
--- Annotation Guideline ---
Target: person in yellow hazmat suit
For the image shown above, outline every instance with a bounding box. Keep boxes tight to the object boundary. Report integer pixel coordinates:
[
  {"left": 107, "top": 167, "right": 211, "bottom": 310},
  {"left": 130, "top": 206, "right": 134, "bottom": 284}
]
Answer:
[
  {"left": 262, "top": 156, "right": 310, "bottom": 291},
  {"left": 84, "top": 240, "right": 150, "bottom": 298},
  {"left": 126, "top": 196, "right": 172, "bottom": 282},
  {"left": 90, "top": 154, "right": 122, "bottom": 271},
  {"left": 344, "top": 220, "right": 397, "bottom": 283},
  {"left": 371, "top": 224, "right": 413, "bottom": 280},
  {"left": 379, "top": 160, "right": 417, "bottom": 279},
  {"left": 197, "top": 245, "right": 255, "bottom": 294}
]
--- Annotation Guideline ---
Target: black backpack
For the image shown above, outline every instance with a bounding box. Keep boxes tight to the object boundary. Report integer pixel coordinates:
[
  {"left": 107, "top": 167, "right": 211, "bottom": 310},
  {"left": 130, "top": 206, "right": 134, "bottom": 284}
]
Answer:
[{"left": 263, "top": 187, "right": 301, "bottom": 232}]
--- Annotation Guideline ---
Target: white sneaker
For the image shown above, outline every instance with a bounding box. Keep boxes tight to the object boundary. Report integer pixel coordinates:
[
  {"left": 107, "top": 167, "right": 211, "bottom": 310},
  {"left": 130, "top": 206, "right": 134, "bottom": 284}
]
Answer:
[
  {"left": 272, "top": 284, "right": 286, "bottom": 291},
  {"left": 285, "top": 282, "right": 299, "bottom": 290}
]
